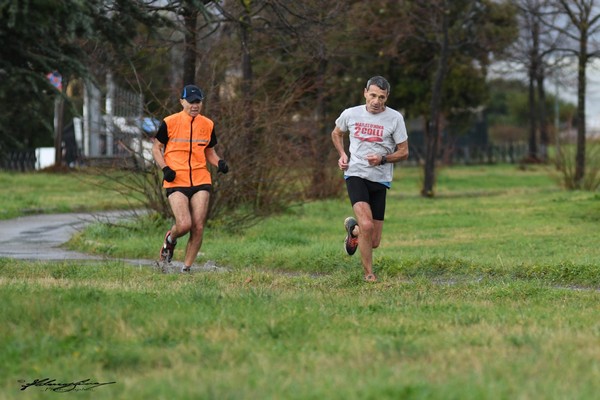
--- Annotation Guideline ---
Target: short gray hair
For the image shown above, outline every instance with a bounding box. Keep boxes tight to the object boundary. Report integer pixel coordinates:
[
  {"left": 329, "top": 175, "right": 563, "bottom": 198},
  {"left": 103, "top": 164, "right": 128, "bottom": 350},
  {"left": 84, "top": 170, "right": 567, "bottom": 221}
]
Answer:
[{"left": 365, "top": 76, "right": 390, "bottom": 95}]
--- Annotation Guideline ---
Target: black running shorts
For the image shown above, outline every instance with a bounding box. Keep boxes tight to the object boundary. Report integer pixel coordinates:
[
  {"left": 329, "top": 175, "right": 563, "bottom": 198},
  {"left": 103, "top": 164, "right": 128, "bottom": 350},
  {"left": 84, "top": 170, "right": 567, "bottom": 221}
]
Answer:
[
  {"left": 166, "top": 184, "right": 212, "bottom": 199},
  {"left": 345, "top": 176, "right": 387, "bottom": 221}
]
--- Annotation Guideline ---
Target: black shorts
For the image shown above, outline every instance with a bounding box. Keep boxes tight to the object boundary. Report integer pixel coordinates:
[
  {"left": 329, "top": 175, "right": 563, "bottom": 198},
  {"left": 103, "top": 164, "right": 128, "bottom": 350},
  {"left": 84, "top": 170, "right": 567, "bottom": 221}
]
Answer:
[
  {"left": 345, "top": 177, "right": 388, "bottom": 221},
  {"left": 166, "top": 184, "right": 212, "bottom": 199}
]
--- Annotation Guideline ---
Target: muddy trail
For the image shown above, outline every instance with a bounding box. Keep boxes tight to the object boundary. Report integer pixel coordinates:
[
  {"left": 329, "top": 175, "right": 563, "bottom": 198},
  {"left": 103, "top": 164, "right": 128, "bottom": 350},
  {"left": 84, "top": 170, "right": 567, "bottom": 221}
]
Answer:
[{"left": 0, "top": 210, "right": 230, "bottom": 274}]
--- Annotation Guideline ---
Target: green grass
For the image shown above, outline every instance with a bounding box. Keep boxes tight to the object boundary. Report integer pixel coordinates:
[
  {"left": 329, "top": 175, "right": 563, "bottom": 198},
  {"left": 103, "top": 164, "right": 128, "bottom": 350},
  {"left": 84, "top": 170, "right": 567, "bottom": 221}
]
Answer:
[
  {"left": 68, "top": 164, "right": 600, "bottom": 287},
  {"left": 1, "top": 260, "right": 599, "bottom": 400},
  {"left": 1, "top": 164, "right": 599, "bottom": 399},
  {"left": 0, "top": 169, "right": 144, "bottom": 219}
]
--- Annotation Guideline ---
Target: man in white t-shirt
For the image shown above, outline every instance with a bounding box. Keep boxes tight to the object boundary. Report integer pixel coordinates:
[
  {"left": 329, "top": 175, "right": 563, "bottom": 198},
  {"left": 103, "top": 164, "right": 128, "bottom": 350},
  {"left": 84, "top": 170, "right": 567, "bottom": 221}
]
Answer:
[{"left": 331, "top": 76, "right": 409, "bottom": 282}]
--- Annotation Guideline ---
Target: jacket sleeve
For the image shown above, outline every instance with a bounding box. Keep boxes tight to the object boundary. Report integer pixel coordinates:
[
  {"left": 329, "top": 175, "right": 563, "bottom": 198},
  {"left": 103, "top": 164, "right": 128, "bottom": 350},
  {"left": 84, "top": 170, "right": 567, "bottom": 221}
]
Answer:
[{"left": 155, "top": 120, "right": 169, "bottom": 144}]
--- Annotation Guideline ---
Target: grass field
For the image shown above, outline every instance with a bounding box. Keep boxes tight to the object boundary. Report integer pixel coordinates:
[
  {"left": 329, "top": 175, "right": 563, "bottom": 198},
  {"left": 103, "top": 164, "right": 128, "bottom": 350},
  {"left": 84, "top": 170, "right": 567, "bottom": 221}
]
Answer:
[
  {"left": 1, "top": 164, "right": 599, "bottom": 399},
  {"left": 0, "top": 169, "right": 144, "bottom": 220}
]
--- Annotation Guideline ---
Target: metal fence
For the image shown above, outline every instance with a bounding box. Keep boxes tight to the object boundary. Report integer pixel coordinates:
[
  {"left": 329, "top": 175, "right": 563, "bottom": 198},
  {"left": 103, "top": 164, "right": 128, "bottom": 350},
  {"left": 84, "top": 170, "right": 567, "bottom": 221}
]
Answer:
[
  {"left": 1, "top": 141, "right": 531, "bottom": 172},
  {"left": 0, "top": 149, "right": 37, "bottom": 171},
  {"left": 405, "top": 142, "right": 529, "bottom": 165},
  {"left": 447, "top": 142, "right": 529, "bottom": 165}
]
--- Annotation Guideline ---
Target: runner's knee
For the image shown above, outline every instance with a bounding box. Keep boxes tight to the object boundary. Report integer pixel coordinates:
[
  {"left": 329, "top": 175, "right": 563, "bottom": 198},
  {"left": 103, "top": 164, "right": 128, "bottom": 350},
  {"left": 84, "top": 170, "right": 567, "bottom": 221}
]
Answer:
[
  {"left": 359, "top": 219, "right": 374, "bottom": 235},
  {"left": 176, "top": 220, "right": 192, "bottom": 234}
]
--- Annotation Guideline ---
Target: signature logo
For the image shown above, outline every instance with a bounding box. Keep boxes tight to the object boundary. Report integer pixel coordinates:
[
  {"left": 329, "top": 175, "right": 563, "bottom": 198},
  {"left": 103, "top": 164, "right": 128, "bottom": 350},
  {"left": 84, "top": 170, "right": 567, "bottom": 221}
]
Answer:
[{"left": 19, "top": 378, "right": 116, "bottom": 392}]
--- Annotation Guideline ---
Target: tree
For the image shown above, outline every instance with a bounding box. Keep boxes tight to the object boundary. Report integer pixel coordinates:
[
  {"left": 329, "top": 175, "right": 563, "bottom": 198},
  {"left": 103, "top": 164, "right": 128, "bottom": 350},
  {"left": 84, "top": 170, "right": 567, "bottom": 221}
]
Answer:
[
  {"left": 553, "top": 0, "right": 600, "bottom": 187},
  {"left": 0, "top": 0, "right": 165, "bottom": 163},
  {"left": 171, "top": 0, "right": 348, "bottom": 224},
  {"left": 400, "top": 0, "right": 518, "bottom": 197},
  {"left": 496, "top": 1, "right": 567, "bottom": 162},
  {"left": 486, "top": 78, "right": 576, "bottom": 145}
]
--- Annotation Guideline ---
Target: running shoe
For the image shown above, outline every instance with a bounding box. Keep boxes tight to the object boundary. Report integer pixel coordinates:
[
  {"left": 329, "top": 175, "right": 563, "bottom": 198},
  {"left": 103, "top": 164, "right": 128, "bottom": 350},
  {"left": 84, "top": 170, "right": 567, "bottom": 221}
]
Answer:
[
  {"left": 159, "top": 230, "right": 177, "bottom": 263},
  {"left": 344, "top": 217, "right": 359, "bottom": 256}
]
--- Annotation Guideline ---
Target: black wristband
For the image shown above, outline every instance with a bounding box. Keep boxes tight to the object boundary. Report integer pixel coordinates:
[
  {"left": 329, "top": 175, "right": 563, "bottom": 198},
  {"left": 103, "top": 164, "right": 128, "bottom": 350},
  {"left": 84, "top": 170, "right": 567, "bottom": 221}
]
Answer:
[{"left": 380, "top": 155, "right": 387, "bottom": 165}]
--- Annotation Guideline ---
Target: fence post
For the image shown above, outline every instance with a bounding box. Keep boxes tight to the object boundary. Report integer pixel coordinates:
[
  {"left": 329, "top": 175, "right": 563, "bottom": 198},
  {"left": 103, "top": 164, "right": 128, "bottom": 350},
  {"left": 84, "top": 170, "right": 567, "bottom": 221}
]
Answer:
[{"left": 105, "top": 72, "right": 115, "bottom": 156}]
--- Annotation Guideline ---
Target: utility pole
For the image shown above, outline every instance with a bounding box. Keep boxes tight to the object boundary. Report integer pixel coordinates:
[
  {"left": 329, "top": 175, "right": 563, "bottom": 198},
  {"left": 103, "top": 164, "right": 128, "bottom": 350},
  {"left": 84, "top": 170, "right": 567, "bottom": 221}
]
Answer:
[
  {"left": 554, "top": 81, "right": 561, "bottom": 168},
  {"left": 105, "top": 72, "right": 115, "bottom": 156},
  {"left": 49, "top": 71, "right": 64, "bottom": 167}
]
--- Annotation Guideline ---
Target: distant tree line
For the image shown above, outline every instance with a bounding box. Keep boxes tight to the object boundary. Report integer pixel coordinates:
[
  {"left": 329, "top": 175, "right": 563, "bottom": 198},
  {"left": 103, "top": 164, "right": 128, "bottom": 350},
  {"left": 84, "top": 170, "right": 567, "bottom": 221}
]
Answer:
[{"left": 1, "top": 0, "right": 599, "bottom": 202}]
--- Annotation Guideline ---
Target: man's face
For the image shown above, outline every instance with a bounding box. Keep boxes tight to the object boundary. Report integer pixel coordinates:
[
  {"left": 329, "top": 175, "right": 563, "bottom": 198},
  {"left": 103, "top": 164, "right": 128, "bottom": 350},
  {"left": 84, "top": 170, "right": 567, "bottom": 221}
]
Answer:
[
  {"left": 180, "top": 98, "right": 202, "bottom": 117},
  {"left": 364, "top": 85, "right": 388, "bottom": 114}
]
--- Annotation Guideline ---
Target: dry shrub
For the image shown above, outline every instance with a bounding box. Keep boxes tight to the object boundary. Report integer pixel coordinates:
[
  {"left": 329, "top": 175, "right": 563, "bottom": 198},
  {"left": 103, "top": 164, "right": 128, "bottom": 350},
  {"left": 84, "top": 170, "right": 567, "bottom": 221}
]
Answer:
[
  {"left": 94, "top": 80, "right": 345, "bottom": 232},
  {"left": 80, "top": 147, "right": 172, "bottom": 220},
  {"left": 208, "top": 79, "right": 343, "bottom": 231},
  {"left": 555, "top": 140, "right": 600, "bottom": 191}
]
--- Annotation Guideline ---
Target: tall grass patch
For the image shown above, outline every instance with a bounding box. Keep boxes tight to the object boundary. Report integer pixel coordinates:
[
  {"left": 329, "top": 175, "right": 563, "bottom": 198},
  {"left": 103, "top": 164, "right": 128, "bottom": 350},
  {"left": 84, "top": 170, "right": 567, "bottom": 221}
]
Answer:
[{"left": 65, "top": 164, "right": 600, "bottom": 289}]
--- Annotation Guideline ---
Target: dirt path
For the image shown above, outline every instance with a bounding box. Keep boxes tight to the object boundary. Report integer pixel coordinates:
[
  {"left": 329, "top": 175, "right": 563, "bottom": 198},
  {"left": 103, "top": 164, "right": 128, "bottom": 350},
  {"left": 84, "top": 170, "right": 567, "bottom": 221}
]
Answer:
[
  {"left": 0, "top": 210, "right": 227, "bottom": 273},
  {"left": 0, "top": 210, "right": 153, "bottom": 265}
]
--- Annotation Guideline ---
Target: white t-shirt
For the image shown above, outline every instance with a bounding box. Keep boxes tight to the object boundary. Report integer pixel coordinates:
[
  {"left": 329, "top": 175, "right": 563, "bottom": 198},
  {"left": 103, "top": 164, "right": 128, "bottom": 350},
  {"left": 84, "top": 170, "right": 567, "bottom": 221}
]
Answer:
[{"left": 335, "top": 105, "right": 408, "bottom": 183}]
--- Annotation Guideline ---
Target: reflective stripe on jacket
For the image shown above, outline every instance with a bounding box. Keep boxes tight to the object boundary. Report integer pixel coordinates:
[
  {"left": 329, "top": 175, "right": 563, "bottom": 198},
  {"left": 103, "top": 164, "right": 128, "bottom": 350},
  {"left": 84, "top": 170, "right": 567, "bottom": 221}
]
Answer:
[{"left": 163, "top": 111, "right": 214, "bottom": 188}]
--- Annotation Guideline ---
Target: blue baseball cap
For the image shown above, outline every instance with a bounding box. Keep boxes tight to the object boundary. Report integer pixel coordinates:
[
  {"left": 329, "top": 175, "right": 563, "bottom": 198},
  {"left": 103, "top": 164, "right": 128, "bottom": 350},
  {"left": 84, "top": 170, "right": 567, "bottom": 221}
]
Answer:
[{"left": 181, "top": 85, "right": 204, "bottom": 102}]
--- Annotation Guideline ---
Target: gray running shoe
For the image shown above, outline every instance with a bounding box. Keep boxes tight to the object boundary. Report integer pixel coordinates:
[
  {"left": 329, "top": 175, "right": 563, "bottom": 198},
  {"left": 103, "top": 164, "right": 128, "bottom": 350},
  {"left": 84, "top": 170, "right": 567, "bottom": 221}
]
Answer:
[
  {"left": 159, "top": 230, "right": 177, "bottom": 263},
  {"left": 344, "top": 217, "right": 359, "bottom": 256}
]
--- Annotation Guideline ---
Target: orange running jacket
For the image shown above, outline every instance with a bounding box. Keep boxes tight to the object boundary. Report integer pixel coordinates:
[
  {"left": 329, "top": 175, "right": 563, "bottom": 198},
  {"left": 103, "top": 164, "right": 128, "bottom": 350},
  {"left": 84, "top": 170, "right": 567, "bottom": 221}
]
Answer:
[{"left": 162, "top": 111, "right": 215, "bottom": 188}]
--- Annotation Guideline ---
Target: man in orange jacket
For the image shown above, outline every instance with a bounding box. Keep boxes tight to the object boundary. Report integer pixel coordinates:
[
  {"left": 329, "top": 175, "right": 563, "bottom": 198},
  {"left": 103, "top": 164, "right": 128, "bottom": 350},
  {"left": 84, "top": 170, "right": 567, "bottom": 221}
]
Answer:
[{"left": 152, "top": 84, "right": 229, "bottom": 272}]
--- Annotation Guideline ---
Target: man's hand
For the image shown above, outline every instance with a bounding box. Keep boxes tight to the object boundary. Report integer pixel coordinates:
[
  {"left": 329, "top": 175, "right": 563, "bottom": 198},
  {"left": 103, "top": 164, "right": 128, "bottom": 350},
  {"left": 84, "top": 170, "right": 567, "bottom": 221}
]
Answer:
[
  {"left": 162, "top": 166, "right": 176, "bottom": 182},
  {"left": 338, "top": 154, "right": 349, "bottom": 171},
  {"left": 366, "top": 153, "right": 385, "bottom": 166},
  {"left": 218, "top": 159, "right": 229, "bottom": 174}
]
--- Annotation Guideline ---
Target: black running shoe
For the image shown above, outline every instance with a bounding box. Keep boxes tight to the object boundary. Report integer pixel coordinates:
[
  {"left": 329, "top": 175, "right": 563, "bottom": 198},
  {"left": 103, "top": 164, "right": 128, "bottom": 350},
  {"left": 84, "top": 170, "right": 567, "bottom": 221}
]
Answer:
[
  {"left": 159, "top": 230, "right": 177, "bottom": 263},
  {"left": 344, "top": 217, "right": 359, "bottom": 256}
]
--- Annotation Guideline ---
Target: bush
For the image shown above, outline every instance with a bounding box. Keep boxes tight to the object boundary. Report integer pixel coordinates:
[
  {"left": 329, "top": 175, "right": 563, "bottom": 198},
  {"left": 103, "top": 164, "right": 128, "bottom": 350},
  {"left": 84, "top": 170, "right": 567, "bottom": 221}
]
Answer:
[{"left": 554, "top": 141, "right": 600, "bottom": 191}]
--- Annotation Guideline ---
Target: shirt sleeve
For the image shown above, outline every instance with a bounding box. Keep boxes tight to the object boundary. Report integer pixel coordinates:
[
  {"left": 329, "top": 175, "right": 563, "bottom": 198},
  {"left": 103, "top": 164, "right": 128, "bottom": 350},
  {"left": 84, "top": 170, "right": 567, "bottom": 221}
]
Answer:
[
  {"left": 335, "top": 109, "right": 349, "bottom": 132},
  {"left": 393, "top": 114, "right": 408, "bottom": 144},
  {"left": 208, "top": 127, "right": 218, "bottom": 148},
  {"left": 155, "top": 120, "right": 168, "bottom": 144}
]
